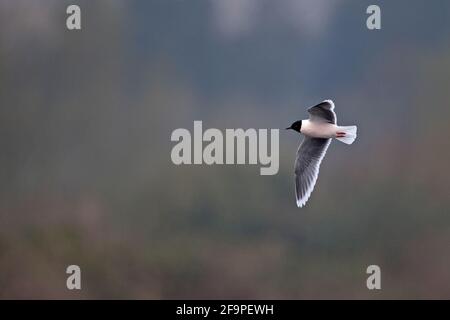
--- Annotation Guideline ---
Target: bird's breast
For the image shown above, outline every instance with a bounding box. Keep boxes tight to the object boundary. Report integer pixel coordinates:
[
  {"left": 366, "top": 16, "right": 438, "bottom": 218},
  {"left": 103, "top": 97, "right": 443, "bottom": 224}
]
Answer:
[{"left": 301, "top": 120, "right": 337, "bottom": 138}]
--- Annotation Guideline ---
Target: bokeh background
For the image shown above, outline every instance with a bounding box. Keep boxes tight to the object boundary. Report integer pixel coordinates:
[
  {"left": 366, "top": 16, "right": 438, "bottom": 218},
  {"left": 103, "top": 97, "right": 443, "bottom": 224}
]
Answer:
[{"left": 1, "top": 0, "right": 450, "bottom": 299}]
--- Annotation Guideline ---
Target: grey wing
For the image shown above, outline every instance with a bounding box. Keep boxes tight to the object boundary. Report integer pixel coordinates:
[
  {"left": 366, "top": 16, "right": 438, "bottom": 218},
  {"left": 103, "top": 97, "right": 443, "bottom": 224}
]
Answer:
[
  {"left": 295, "top": 137, "right": 331, "bottom": 207},
  {"left": 307, "top": 99, "right": 337, "bottom": 124}
]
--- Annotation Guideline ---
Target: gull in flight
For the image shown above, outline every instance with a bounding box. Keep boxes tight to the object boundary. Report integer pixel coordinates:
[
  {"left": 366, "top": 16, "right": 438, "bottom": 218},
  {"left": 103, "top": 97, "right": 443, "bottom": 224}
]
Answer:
[{"left": 286, "top": 100, "right": 357, "bottom": 207}]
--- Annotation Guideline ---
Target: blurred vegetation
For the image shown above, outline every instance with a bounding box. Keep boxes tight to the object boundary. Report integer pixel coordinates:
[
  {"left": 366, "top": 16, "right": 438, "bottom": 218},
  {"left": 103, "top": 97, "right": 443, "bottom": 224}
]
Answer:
[{"left": 0, "top": 1, "right": 449, "bottom": 298}]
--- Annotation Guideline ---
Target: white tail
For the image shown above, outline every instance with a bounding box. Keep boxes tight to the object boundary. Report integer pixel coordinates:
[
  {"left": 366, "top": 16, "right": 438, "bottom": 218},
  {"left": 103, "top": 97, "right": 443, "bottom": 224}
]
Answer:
[{"left": 335, "top": 125, "right": 357, "bottom": 144}]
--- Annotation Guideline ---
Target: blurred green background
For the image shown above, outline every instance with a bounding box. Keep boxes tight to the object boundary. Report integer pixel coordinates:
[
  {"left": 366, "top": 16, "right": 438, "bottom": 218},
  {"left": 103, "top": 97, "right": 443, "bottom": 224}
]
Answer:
[{"left": 1, "top": 0, "right": 450, "bottom": 299}]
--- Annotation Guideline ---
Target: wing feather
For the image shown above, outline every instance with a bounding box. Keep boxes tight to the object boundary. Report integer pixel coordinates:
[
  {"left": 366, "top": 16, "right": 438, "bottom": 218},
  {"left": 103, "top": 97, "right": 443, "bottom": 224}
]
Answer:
[
  {"left": 307, "top": 99, "right": 337, "bottom": 124},
  {"left": 294, "top": 137, "right": 331, "bottom": 207}
]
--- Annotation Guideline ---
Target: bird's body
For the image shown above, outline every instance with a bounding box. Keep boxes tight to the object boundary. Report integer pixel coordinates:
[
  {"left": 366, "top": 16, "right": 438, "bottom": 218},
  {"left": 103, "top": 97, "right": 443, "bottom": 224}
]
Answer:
[
  {"left": 300, "top": 119, "right": 340, "bottom": 139},
  {"left": 287, "top": 100, "right": 357, "bottom": 207}
]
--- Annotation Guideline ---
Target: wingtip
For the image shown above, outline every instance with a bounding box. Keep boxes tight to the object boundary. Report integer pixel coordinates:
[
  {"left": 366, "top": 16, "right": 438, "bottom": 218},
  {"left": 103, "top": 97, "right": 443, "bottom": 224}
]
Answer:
[{"left": 323, "top": 99, "right": 335, "bottom": 108}]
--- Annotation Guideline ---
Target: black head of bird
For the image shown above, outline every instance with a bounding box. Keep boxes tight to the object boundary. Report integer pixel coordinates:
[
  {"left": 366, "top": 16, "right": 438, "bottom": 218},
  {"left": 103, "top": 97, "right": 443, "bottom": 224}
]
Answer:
[{"left": 286, "top": 120, "right": 302, "bottom": 133}]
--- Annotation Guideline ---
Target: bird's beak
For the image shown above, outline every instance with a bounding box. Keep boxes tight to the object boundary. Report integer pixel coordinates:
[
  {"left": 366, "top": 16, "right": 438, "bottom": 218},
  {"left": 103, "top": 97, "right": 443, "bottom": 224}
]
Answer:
[{"left": 285, "top": 127, "right": 292, "bottom": 130}]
